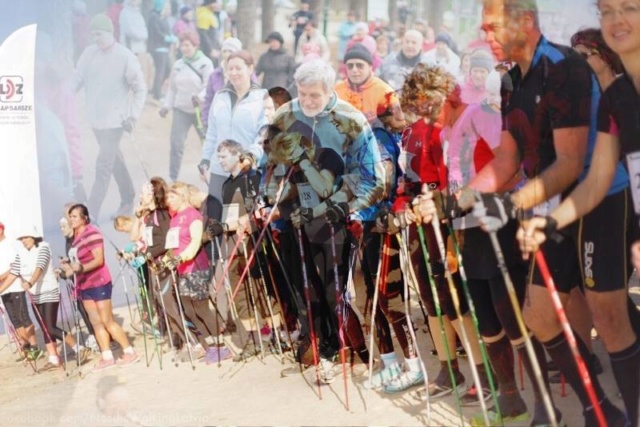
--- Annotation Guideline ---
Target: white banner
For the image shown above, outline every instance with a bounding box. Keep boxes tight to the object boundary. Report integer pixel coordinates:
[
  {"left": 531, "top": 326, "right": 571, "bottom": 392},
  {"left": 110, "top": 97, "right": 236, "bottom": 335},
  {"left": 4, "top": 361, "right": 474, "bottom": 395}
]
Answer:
[{"left": 0, "top": 24, "right": 41, "bottom": 238}]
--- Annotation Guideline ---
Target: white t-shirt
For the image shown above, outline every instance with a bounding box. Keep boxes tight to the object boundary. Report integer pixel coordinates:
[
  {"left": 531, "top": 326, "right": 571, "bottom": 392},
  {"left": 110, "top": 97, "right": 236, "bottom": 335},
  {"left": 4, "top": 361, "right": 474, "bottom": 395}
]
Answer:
[{"left": 0, "top": 238, "right": 21, "bottom": 294}]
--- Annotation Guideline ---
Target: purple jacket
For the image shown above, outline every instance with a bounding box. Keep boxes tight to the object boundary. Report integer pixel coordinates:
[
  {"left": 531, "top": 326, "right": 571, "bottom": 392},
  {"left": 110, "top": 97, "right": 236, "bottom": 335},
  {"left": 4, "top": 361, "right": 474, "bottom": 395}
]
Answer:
[{"left": 201, "top": 66, "right": 258, "bottom": 126}]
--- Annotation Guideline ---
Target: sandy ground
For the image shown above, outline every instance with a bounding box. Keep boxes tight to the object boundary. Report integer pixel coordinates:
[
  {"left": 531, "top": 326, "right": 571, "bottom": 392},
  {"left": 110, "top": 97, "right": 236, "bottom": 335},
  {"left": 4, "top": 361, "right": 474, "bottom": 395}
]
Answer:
[{"left": 0, "top": 6, "right": 637, "bottom": 424}]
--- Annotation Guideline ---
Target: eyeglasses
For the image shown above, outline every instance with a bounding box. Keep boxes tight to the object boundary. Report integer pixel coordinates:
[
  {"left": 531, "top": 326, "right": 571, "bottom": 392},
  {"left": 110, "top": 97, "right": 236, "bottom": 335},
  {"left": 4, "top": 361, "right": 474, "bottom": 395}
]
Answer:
[
  {"left": 598, "top": 3, "right": 640, "bottom": 22},
  {"left": 346, "top": 62, "right": 367, "bottom": 70}
]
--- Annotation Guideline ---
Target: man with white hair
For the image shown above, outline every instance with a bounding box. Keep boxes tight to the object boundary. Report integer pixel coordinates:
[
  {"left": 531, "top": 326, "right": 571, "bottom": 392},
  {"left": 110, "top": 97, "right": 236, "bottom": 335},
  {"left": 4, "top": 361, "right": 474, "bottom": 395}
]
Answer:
[
  {"left": 377, "top": 29, "right": 426, "bottom": 90},
  {"left": 267, "top": 58, "right": 384, "bottom": 382}
]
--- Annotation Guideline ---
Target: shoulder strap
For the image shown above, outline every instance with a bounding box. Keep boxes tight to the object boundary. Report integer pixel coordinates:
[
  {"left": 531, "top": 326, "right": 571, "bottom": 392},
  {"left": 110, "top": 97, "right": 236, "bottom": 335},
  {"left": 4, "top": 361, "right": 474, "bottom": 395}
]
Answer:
[{"left": 185, "top": 61, "right": 203, "bottom": 83}]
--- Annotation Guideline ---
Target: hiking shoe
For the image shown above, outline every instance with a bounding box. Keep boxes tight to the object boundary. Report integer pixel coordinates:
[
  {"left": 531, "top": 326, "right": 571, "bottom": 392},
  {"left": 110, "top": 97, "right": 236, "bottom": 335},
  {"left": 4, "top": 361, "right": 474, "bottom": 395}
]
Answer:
[
  {"left": 117, "top": 352, "right": 140, "bottom": 367},
  {"left": 39, "top": 361, "right": 63, "bottom": 372},
  {"left": 415, "top": 368, "right": 466, "bottom": 400},
  {"left": 76, "top": 347, "right": 93, "bottom": 365},
  {"left": 319, "top": 357, "right": 337, "bottom": 384},
  {"left": 363, "top": 362, "right": 402, "bottom": 390},
  {"left": 460, "top": 385, "right": 493, "bottom": 407},
  {"left": 27, "top": 348, "right": 44, "bottom": 361},
  {"left": 93, "top": 358, "right": 117, "bottom": 372},
  {"left": 383, "top": 369, "right": 424, "bottom": 394}
]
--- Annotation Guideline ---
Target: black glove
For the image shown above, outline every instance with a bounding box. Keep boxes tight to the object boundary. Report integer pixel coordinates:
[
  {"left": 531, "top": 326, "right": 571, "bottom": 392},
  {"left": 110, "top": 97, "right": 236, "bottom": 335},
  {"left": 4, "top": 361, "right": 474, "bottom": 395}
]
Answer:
[
  {"left": 196, "top": 127, "right": 206, "bottom": 141},
  {"left": 325, "top": 200, "right": 350, "bottom": 223},
  {"left": 374, "top": 207, "right": 391, "bottom": 233},
  {"left": 198, "top": 159, "right": 210, "bottom": 175},
  {"left": 292, "top": 206, "right": 314, "bottom": 226},
  {"left": 122, "top": 117, "right": 136, "bottom": 133},
  {"left": 473, "top": 192, "right": 518, "bottom": 232},
  {"left": 207, "top": 219, "right": 225, "bottom": 237},
  {"left": 539, "top": 215, "right": 564, "bottom": 243},
  {"left": 432, "top": 190, "right": 464, "bottom": 220}
]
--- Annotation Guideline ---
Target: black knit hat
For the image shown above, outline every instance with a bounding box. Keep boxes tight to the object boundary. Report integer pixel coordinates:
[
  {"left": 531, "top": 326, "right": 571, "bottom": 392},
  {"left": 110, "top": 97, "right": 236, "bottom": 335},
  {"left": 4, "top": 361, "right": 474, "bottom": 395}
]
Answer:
[
  {"left": 343, "top": 43, "right": 373, "bottom": 65},
  {"left": 265, "top": 31, "right": 284, "bottom": 45}
]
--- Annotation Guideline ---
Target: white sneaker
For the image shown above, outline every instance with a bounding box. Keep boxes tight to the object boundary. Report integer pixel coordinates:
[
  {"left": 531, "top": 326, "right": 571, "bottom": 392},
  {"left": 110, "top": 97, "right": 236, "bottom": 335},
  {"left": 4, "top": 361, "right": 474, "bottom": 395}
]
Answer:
[
  {"left": 363, "top": 362, "right": 402, "bottom": 389},
  {"left": 85, "top": 335, "right": 99, "bottom": 352},
  {"left": 319, "top": 357, "right": 337, "bottom": 384},
  {"left": 383, "top": 369, "right": 424, "bottom": 394}
]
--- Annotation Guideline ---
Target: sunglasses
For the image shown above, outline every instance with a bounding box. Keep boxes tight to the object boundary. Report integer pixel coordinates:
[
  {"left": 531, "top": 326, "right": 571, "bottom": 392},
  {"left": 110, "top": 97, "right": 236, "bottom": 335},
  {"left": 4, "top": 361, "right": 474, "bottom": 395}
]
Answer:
[{"left": 346, "top": 62, "right": 367, "bottom": 70}]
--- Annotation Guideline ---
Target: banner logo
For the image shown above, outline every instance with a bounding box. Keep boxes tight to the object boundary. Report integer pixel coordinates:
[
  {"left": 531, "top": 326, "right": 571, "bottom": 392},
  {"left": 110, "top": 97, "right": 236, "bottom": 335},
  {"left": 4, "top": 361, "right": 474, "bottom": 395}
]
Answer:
[{"left": 0, "top": 76, "right": 24, "bottom": 102}]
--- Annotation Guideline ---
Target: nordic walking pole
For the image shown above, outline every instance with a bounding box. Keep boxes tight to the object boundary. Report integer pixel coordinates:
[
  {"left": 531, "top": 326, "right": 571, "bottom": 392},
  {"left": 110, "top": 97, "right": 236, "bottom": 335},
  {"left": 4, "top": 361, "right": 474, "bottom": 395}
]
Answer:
[
  {"left": 366, "top": 234, "right": 387, "bottom": 407},
  {"left": 24, "top": 290, "right": 60, "bottom": 367},
  {"left": 328, "top": 223, "right": 350, "bottom": 411},
  {"left": 395, "top": 230, "right": 432, "bottom": 425},
  {"left": 136, "top": 265, "right": 162, "bottom": 369},
  {"left": 535, "top": 251, "right": 606, "bottom": 427},
  {"left": 241, "top": 239, "right": 266, "bottom": 361},
  {"left": 247, "top": 227, "right": 283, "bottom": 357},
  {"left": 149, "top": 266, "right": 178, "bottom": 367},
  {"left": 168, "top": 265, "right": 196, "bottom": 370},
  {"left": 296, "top": 225, "right": 322, "bottom": 398},
  {"left": 430, "top": 218, "right": 491, "bottom": 426},
  {"left": 0, "top": 303, "right": 37, "bottom": 372},
  {"left": 414, "top": 225, "right": 465, "bottom": 423},
  {"left": 487, "top": 230, "right": 557, "bottom": 426},
  {"left": 445, "top": 223, "right": 501, "bottom": 418},
  {"left": 126, "top": 267, "right": 149, "bottom": 366}
]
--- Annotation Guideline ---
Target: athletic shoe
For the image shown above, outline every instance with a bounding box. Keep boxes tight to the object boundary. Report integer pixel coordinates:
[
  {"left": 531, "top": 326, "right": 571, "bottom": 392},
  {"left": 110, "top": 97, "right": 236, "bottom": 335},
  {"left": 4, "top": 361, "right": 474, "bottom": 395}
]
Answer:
[
  {"left": 92, "top": 358, "right": 117, "bottom": 372},
  {"left": 39, "top": 361, "right": 63, "bottom": 372},
  {"left": 460, "top": 385, "right": 493, "bottom": 407},
  {"left": 27, "top": 348, "right": 44, "bottom": 362},
  {"left": 319, "top": 357, "right": 337, "bottom": 384},
  {"left": 116, "top": 352, "right": 140, "bottom": 367},
  {"left": 416, "top": 369, "right": 466, "bottom": 400},
  {"left": 363, "top": 362, "right": 402, "bottom": 390},
  {"left": 85, "top": 335, "right": 99, "bottom": 352},
  {"left": 383, "top": 369, "right": 424, "bottom": 394},
  {"left": 76, "top": 347, "right": 93, "bottom": 365}
]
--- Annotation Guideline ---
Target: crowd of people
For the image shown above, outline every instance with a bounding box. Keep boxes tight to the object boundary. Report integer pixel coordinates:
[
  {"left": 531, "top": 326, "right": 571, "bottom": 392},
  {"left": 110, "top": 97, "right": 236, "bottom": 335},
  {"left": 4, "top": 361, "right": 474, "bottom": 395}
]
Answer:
[{"left": 1, "top": 0, "right": 639, "bottom": 425}]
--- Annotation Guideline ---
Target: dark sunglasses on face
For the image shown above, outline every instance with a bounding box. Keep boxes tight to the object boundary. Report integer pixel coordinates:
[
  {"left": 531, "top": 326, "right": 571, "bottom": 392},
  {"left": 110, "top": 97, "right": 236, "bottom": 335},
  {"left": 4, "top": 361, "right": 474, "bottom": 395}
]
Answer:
[{"left": 346, "top": 62, "right": 367, "bottom": 70}]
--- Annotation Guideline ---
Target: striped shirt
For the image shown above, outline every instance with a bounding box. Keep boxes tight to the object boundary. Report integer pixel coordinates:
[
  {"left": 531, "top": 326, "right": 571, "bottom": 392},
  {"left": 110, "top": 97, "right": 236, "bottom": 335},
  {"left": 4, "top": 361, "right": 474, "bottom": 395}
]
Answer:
[
  {"left": 10, "top": 242, "right": 59, "bottom": 303},
  {"left": 70, "top": 224, "right": 111, "bottom": 290}
]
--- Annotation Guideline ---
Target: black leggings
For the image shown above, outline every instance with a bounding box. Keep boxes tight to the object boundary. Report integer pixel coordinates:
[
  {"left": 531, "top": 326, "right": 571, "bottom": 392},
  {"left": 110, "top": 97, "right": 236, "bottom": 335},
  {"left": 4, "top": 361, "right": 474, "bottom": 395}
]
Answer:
[
  {"left": 34, "top": 301, "right": 69, "bottom": 344},
  {"left": 181, "top": 296, "right": 217, "bottom": 347}
]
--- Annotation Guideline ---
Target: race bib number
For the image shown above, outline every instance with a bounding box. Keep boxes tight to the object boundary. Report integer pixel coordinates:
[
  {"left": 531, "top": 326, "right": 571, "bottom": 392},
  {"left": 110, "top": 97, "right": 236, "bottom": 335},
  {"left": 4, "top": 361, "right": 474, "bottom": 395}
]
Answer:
[
  {"left": 627, "top": 151, "right": 640, "bottom": 215},
  {"left": 296, "top": 183, "right": 320, "bottom": 209},
  {"left": 165, "top": 227, "right": 180, "bottom": 250},
  {"left": 532, "top": 195, "right": 560, "bottom": 217},
  {"left": 68, "top": 248, "right": 79, "bottom": 264},
  {"left": 143, "top": 227, "right": 154, "bottom": 246}
]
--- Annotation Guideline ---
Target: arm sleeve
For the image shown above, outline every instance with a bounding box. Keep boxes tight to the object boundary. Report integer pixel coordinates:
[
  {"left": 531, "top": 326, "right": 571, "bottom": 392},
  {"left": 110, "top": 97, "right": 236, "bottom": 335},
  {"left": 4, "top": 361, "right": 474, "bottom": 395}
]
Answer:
[
  {"left": 201, "top": 74, "right": 216, "bottom": 126},
  {"left": 198, "top": 61, "right": 215, "bottom": 102},
  {"left": 548, "top": 56, "right": 593, "bottom": 129},
  {"left": 596, "top": 86, "right": 619, "bottom": 136},
  {"left": 202, "top": 93, "right": 220, "bottom": 162},
  {"left": 9, "top": 253, "right": 20, "bottom": 277},
  {"left": 163, "top": 64, "right": 177, "bottom": 110},
  {"left": 125, "top": 52, "right": 147, "bottom": 119},
  {"left": 35, "top": 245, "right": 51, "bottom": 272}
]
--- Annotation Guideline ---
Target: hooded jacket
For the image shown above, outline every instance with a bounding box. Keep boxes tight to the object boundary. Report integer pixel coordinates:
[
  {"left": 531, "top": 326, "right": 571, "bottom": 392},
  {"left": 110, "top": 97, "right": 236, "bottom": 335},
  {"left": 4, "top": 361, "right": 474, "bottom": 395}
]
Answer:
[{"left": 164, "top": 52, "right": 214, "bottom": 113}]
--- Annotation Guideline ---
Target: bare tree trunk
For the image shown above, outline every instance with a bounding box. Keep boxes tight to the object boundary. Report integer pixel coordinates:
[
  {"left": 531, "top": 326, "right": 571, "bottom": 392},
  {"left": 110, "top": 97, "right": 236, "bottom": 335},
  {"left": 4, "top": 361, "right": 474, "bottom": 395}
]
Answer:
[
  {"left": 348, "top": 0, "right": 366, "bottom": 21},
  {"left": 236, "top": 0, "right": 259, "bottom": 50},
  {"left": 429, "top": 0, "right": 446, "bottom": 33},
  {"left": 388, "top": 0, "right": 398, "bottom": 30},
  {"left": 262, "top": 0, "right": 275, "bottom": 40}
]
